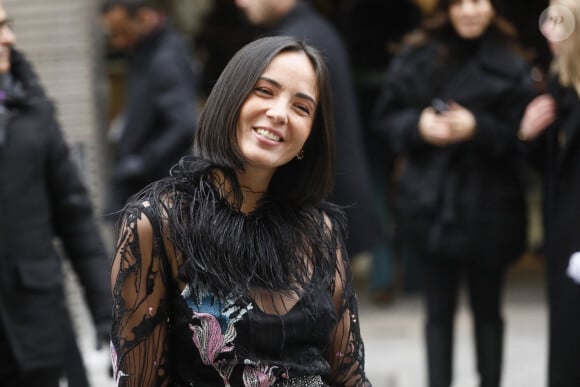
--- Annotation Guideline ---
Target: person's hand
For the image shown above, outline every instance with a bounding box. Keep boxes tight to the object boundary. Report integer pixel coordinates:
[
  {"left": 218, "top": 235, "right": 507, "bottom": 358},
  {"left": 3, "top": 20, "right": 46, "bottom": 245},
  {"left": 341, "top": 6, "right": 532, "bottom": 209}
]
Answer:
[
  {"left": 95, "top": 321, "right": 110, "bottom": 351},
  {"left": 567, "top": 252, "right": 580, "bottom": 285},
  {"left": 419, "top": 106, "right": 454, "bottom": 146},
  {"left": 519, "top": 94, "right": 556, "bottom": 141},
  {"left": 444, "top": 102, "right": 476, "bottom": 142},
  {"left": 419, "top": 103, "right": 475, "bottom": 146}
]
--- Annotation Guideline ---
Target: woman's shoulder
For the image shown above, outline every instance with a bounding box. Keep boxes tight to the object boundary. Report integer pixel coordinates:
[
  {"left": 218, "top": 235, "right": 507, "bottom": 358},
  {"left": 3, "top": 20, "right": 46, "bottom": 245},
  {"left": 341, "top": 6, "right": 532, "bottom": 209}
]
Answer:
[
  {"left": 119, "top": 198, "right": 164, "bottom": 239},
  {"left": 120, "top": 158, "right": 215, "bottom": 222},
  {"left": 316, "top": 201, "right": 348, "bottom": 238},
  {"left": 394, "top": 38, "right": 442, "bottom": 65},
  {"left": 386, "top": 38, "right": 444, "bottom": 84},
  {"left": 127, "top": 156, "right": 215, "bottom": 201},
  {"left": 478, "top": 36, "right": 531, "bottom": 79},
  {"left": 317, "top": 201, "right": 345, "bottom": 219}
]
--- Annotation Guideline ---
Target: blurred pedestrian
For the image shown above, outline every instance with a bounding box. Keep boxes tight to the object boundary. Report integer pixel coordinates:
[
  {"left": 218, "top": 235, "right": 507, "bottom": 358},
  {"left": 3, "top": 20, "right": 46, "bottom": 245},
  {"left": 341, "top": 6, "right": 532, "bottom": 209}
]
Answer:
[
  {"left": 193, "top": 0, "right": 261, "bottom": 98},
  {"left": 234, "top": 0, "right": 387, "bottom": 276},
  {"left": 101, "top": 0, "right": 199, "bottom": 218},
  {"left": 0, "top": 2, "right": 111, "bottom": 386},
  {"left": 372, "top": 0, "right": 535, "bottom": 386},
  {"left": 519, "top": 0, "right": 580, "bottom": 385},
  {"left": 110, "top": 35, "right": 371, "bottom": 386}
]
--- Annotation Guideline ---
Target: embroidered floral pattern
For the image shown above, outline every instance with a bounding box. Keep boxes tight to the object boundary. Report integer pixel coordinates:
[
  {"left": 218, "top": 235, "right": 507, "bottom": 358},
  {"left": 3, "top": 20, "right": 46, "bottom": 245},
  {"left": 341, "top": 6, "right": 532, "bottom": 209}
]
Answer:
[
  {"left": 182, "top": 285, "right": 253, "bottom": 386},
  {"left": 242, "top": 361, "right": 280, "bottom": 387},
  {"left": 190, "top": 312, "right": 236, "bottom": 363},
  {"left": 111, "top": 197, "right": 371, "bottom": 386}
]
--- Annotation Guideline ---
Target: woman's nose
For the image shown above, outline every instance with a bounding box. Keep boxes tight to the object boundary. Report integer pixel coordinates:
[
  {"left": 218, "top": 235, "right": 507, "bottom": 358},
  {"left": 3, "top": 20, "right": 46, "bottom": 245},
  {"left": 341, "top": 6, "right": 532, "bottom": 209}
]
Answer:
[{"left": 266, "top": 101, "right": 288, "bottom": 125}]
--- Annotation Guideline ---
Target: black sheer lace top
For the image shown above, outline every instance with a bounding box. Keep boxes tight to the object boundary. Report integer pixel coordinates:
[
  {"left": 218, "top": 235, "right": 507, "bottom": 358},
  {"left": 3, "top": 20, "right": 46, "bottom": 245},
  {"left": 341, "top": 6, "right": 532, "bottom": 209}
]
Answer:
[{"left": 110, "top": 159, "right": 371, "bottom": 387}]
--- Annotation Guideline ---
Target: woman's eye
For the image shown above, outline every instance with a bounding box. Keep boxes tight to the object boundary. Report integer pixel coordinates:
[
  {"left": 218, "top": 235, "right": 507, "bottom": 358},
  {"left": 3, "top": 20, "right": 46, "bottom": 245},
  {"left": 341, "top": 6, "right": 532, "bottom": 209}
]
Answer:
[
  {"left": 254, "top": 87, "right": 272, "bottom": 95},
  {"left": 295, "top": 104, "right": 311, "bottom": 116}
]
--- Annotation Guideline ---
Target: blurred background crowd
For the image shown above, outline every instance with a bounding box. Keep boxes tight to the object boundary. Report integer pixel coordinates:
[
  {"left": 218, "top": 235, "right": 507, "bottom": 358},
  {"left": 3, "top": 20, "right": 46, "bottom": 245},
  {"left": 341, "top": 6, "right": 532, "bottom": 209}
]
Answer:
[
  {"left": 9, "top": 0, "right": 552, "bottom": 300},
  {"left": 1, "top": 0, "right": 577, "bottom": 386}
]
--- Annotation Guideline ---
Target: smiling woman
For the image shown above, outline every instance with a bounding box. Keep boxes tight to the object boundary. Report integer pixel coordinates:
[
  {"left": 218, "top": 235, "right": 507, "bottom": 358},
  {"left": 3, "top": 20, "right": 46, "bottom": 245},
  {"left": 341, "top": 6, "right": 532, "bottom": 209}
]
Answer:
[
  {"left": 448, "top": 0, "right": 496, "bottom": 39},
  {"left": 110, "top": 36, "right": 371, "bottom": 387},
  {"left": 236, "top": 50, "right": 317, "bottom": 192}
]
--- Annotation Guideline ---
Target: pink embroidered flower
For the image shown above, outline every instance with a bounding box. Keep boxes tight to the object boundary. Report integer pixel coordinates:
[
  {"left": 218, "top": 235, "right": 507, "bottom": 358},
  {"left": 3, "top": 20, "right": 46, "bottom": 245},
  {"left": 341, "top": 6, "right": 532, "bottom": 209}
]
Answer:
[
  {"left": 190, "top": 312, "right": 237, "bottom": 365},
  {"left": 183, "top": 286, "right": 253, "bottom": 386},
  {"left": 242, "top": 364, "right": 279, "bottom": 387}
]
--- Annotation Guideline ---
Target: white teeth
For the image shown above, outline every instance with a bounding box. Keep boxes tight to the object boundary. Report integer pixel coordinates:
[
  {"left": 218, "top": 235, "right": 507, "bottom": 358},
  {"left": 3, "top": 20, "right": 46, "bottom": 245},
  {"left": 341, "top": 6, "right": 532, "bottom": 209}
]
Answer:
[{"left": 256, "top": 128, "right": 281, "bottom": 142}]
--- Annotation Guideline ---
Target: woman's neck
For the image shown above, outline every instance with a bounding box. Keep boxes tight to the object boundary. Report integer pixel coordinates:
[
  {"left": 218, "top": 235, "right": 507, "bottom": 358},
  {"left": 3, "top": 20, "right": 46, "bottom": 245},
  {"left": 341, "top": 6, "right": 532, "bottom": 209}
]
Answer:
[
  {"left": 236, "top": 167, "right": 273, "bottom": 214},
  {"left": 448, "top": 30, "right": 485, "bottom": 57},
  {"left": 210, "top": 167, "right": 272, "bottom": 215}
]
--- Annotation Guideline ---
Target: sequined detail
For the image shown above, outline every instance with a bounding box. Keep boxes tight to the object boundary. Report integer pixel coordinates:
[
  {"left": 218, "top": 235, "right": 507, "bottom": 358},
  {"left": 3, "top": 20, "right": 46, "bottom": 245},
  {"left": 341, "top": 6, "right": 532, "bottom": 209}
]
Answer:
[{"left": 274, "top": 375, "right": 325, "bottom": 386}]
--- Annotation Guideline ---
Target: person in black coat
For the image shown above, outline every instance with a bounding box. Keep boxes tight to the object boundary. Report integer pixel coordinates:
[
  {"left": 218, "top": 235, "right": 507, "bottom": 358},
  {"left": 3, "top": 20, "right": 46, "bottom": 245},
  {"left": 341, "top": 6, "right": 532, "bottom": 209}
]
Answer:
[
  {"left": 519, "top": 1, "right": 580, "bottom": 385},
  {"left": 0, "top": 4, "right": 111, "bottom": 386},
  {"left": 372, "top": 1, "right": 535, "bottom": 386},
  {"left": 234, "top": 0, "right": 385, "bottom": 260},
  {"left": 102, "top": 0, "right": 199, "bottom": 217}
]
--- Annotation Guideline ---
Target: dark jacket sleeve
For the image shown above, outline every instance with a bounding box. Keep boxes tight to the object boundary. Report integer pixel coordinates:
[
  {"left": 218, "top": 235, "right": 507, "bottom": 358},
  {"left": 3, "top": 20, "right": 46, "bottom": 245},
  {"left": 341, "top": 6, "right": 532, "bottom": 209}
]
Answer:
[
  {"left": 371, "top": 46, "right": 433, "bottom": 156},
  {"left": 468, "top": 67, "right": 536, "bottom": 156},
  {"left": 373, "top": 41, "right": 536, "bottom": 158},
  {"left": 45, "top": 105, "right": 111, "bottom": 327}
]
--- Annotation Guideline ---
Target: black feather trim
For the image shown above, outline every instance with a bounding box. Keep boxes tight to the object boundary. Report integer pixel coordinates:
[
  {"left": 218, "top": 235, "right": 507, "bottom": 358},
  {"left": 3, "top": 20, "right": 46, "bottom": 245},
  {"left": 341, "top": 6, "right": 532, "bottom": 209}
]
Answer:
[{"left": 128, "top": 156, "right": 348, "bottom": 303}]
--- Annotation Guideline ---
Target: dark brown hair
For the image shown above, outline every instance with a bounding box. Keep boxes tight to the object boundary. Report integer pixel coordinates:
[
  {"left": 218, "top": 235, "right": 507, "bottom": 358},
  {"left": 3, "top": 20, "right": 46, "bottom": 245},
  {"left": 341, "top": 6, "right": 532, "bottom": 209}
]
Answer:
[
  {"left": 403, "top": 0, "right": 521, "bottom": 51},
  {"left": 194, "top": 35, "right": 336, "bottom": 206}
]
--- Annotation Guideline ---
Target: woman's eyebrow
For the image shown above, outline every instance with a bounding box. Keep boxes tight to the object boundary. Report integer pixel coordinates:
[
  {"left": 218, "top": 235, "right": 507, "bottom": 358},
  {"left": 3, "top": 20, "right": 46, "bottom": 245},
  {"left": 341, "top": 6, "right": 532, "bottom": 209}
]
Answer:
[{"left": 259, "top": 76, "right": 317, "bottom": 105}]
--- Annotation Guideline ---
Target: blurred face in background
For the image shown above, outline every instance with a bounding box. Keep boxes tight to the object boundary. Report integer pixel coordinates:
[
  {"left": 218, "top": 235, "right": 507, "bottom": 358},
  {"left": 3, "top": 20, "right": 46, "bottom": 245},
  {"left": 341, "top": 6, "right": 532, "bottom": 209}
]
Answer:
[
  {"left": 234, "top": 0, "right": 290, "bottom": 26},
  {"left": 448, "top": 0, "right": 495, "bottom": 40},
  {"left": 103, "top": 6, "right": 141, "bottom": 51},
  {"left": 0, "top": 5, "right": 15, "bottom": 74}
]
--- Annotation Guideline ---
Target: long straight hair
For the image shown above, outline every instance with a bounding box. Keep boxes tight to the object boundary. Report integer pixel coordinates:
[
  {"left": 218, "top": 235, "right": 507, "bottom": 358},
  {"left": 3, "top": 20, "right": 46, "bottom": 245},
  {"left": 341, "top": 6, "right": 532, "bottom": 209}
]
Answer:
[{"left": 194, "top": 36, "right": 336, "bottom": 206}]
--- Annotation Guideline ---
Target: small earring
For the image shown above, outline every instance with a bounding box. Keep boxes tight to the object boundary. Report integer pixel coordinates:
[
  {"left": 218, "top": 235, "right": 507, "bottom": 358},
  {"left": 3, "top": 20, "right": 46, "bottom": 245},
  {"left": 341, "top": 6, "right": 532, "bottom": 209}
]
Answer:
[{"left": 296, "top": 149, "right": 305, "bottom": 160}]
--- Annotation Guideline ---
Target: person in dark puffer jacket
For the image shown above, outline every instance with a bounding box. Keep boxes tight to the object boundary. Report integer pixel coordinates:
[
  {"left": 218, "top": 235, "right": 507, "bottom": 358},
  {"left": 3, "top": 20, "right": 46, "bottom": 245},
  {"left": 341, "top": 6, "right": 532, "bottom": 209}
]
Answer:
[{"left": 0, "top": 3, "right": 111, "bottom": 386}]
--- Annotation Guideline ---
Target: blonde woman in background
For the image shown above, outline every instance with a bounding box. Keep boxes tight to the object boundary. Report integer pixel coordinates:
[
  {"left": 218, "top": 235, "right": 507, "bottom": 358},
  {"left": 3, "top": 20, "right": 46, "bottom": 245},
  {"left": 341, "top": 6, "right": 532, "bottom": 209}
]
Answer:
[{"left": 519, "top": 1, "right": 580, "bottom": 385}]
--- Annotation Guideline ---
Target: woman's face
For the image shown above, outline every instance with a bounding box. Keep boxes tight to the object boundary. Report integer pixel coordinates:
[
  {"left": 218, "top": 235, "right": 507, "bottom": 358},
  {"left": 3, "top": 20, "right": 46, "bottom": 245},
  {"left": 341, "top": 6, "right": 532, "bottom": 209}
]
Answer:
[
  {"left": 236, "top": 50, "right": 318, "bottom": 175},
  {"left": 448, "top": 0, "right": 495, "bottom": 40}
]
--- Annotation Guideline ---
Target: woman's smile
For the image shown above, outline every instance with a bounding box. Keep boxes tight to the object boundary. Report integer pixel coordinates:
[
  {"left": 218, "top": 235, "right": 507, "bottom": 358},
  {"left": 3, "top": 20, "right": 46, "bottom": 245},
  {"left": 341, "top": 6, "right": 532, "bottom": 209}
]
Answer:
[
  {"left": 236, "top": 50, "right": 318, "bottom": 173},
  {"left": 254, "top": 127, "right": 283, "bottom": 143}
]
